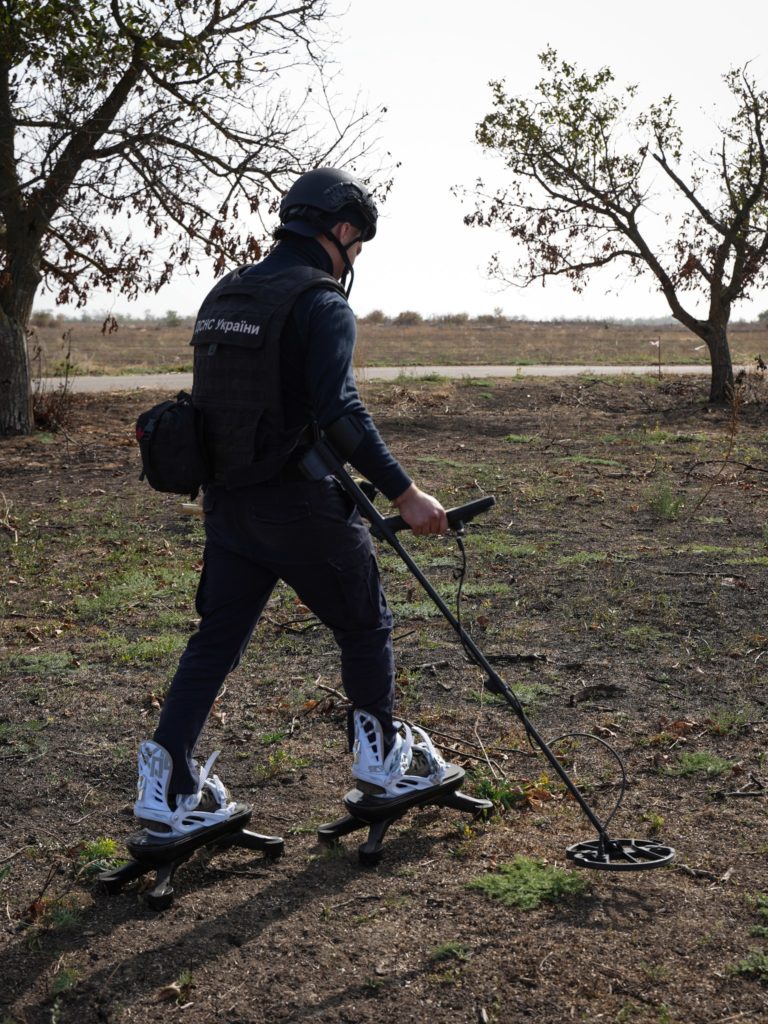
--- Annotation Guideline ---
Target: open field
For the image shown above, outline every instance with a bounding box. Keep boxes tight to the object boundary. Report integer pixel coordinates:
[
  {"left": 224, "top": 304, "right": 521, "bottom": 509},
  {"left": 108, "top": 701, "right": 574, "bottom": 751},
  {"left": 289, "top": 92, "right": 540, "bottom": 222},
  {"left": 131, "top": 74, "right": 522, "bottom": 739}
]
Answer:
[
  {"left": 1, "top": 373, "right": 768, "bottom": 1023},
  {"left": 28, "top": 315, "right": 768, "bottom": 376}
]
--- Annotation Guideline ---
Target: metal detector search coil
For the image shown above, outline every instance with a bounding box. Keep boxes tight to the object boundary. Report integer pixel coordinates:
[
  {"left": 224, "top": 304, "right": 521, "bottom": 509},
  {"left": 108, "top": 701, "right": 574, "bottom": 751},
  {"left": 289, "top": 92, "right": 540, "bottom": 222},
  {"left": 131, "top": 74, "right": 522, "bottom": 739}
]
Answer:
[{"left": 567, "top": 838, "right": 676, "bottom": 871}]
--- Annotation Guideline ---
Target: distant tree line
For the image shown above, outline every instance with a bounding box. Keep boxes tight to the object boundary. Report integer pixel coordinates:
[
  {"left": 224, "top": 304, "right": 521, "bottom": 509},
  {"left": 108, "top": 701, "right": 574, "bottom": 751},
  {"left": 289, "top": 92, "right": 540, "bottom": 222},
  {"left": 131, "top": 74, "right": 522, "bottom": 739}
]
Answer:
[
  {"left": 30, "top": 306, "right": 767, "bottom": 330},
  {"left": 357, "top": 310, "right": 766, "bottom": 329}
]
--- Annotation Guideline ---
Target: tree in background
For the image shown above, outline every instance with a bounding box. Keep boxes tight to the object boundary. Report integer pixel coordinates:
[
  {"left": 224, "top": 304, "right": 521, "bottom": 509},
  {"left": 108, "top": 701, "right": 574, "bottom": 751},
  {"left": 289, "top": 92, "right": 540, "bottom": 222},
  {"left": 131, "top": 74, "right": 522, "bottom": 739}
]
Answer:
[
  {"left": 464, "top": 48, "right": 768, "bottom": 402},
  {"left": 0, "top": 0, "right": 380, "bottom": 435}
]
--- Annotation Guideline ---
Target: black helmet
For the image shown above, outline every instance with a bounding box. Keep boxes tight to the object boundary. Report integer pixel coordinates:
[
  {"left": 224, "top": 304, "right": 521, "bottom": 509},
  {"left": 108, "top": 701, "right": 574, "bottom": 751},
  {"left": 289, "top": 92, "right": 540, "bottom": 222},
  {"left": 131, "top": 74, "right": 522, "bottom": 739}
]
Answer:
[{"left": 278, "top": 167, "right": 378, "bottom": 242}]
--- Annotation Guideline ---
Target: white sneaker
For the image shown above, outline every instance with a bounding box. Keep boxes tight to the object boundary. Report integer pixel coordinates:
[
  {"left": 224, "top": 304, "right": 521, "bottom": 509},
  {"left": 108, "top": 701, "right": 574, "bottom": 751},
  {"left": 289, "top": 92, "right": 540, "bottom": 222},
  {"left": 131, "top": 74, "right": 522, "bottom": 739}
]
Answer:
[
  {"left": 134, "top": 740, "right": 243, "bottom": 840},
  {"left": 351, "top": 710, "right": 448, "bottom": 798}
]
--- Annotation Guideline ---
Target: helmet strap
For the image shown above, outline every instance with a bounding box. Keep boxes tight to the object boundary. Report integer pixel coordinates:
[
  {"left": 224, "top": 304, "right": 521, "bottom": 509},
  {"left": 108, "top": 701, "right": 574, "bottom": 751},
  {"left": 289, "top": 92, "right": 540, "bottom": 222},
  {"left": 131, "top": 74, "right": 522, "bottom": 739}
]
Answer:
[
  {"left": 277, "top": 206, "right": 361, "bottom": 297},
  {"left": 324, "top": 229, "right": 362, "bottom": 298}
]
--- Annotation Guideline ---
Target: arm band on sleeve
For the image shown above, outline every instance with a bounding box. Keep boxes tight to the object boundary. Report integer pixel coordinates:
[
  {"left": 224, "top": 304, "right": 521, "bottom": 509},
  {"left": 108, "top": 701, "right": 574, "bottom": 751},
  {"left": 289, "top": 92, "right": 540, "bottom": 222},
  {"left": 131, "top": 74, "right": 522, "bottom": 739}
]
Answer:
[
  {"left": 324, "top": 413, "right": 411, "bottom": 500},
  {"left": 324, "top": 414, "right": 366, "bottom": 460}
]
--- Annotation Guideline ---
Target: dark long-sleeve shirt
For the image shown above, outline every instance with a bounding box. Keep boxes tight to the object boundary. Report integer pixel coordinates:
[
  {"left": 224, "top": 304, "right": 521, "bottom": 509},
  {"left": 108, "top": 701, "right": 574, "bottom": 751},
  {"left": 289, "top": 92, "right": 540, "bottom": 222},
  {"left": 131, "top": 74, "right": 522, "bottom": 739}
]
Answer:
[{"left": 242, "top": 236, "right": 411, "bottom": 501}]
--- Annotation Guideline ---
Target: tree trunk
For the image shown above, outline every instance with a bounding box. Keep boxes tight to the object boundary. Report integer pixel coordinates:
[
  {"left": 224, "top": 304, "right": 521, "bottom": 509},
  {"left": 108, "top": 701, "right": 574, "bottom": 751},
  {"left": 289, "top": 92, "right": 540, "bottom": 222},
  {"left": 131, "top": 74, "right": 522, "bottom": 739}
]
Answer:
[
  {"left": 0, "top": 308, "right": 32, "bottom": 435},
  {"left": 0, "top": 236, "right": 42, "bottom": 436},
  {"left": 705, "top": 325, "right": 734, "bottom": 404}
]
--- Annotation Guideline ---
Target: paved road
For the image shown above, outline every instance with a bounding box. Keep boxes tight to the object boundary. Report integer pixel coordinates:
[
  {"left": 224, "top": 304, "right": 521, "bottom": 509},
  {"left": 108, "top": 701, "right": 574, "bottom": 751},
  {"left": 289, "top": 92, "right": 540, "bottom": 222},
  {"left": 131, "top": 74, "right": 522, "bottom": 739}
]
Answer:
[{"left": 39, "top": 363, "right": 721, "bottom": 393}]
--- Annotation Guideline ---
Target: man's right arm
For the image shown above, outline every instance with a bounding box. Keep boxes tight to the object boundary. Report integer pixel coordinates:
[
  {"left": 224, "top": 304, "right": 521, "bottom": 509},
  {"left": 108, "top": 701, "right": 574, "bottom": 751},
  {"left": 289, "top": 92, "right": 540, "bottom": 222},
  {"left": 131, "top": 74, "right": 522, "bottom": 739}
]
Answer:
[
  {"left": 300, "top": 290, "right": 411, "bottom": 499},
  {"left": 299, "top": 289, "right": 447, "bottom": 529}
]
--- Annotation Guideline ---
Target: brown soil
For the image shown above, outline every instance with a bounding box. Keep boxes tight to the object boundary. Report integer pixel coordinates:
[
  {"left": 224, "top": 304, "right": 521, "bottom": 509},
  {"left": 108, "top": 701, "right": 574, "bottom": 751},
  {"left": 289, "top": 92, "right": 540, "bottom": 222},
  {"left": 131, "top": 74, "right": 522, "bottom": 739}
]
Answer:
[{"left": 1, "top": 373, "right": 767, "bottom": 1023}]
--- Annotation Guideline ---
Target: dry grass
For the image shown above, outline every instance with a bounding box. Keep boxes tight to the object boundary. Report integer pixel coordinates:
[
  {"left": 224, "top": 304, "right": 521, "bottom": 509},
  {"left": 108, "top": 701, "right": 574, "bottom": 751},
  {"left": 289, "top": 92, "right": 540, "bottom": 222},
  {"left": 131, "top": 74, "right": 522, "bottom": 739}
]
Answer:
[{"left": 28, "top": 316, "right": 768, "bottom": 375}]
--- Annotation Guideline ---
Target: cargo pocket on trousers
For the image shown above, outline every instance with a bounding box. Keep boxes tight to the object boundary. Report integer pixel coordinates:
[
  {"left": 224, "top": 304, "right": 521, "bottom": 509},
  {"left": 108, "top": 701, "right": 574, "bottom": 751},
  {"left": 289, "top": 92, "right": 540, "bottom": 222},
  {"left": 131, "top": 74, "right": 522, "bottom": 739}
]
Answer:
[
  {"left": 250, "top": 497, "right": 312, "bottom": 525},
  {"left": 328, "top": 542, "right": 390, "bottom": 631}
]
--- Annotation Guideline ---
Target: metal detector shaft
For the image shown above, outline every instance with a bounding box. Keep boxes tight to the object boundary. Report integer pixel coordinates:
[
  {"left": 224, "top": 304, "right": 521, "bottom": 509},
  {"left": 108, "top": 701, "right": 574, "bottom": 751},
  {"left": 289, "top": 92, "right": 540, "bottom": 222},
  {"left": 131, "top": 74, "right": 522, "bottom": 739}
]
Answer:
[{"left": 304, "top": 439, "right": 610, "bottom": 841}]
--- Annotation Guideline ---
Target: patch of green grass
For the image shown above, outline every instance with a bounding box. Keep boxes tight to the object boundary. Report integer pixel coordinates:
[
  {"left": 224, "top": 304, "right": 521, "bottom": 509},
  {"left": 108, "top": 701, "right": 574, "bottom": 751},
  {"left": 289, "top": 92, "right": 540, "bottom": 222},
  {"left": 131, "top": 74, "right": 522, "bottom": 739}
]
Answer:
[
  {"left": 667, "top": 750, "right": 732, "bottom": 778},
  {"left": 473, "top": 770, "right": 561, "bottom": 812},
  {"left": 468, "top": 855, "right": 587, "bottom": 909},
  {"left": 746, "top": 892, "right": 768, "bottom": 936},
  {"left": 411, "top": 371, "right": 449, "bottom": 383},
  {"left": 51, "top": 906, "right": 81, "bottom": 930},
  {"left": 504, "top": 433, "right": 535, "bottom": 444},
  {"left": 646, "top": 480, "right": 685, "bottom": 521},
  {"left": 3, "top": 652, "right": 81, "bottom": 678},
  {"left": 465, "top": 680, "right": 549, "bottom": 711},
  {"left": 429, "top": 941, "right": 470, "bottom": 963},
  {"left": 642, "top": 812, "right": 665, "bottom": 836},
  {"left": 32, "top": 895, "right": 83, "bottom": 933},
  {"left": 675, "top": 543, "right": 748, "bottom": 557},
  {"left": 502, "top": 543, "right": 540, "bottom": 559},
  {"left": 362, "top": 975, "right": 385, "bottom": 992},
  {"left": 390, "top": 579, "right": 513, "bottom": 620},
  {"left": 388, "top": 596, "right": 444, "bottom": 620},
  {"left": 556, "top": 550, "right": 609, "bottom": 567},
  {"left": 74, "top": 569, "right": 159, "bottom": 621},
  {"left": 75, "top": 837, "right": 125, "bottom": 877},
  {"left": 559, "top": 455, "right": 622, "bottom": 467},
  {"left": 102, "top": 632, "right": 185, "bottom": 664},
  {"left": 623, "top": 624, "right": 666, "bottom": 650},
  {"left": 469, "top": 535, "right": 544, "bottom": 561},
  {"left": 74, "top": 566, "right": 198, "bottom": 623},
  {"left": 0, "top": 717, "right": 51, "bottom": 756},
  {"left": 260, "top": 730, "right": 286, "bottom": 746},
  {"left": 733, "top": 949, "right": 768, "bottom": 984},
  {"left": 704, "top": 708, "right": 756, "bottom": 735},
  {"left": 450, "top": 821, "right": 478, "bottom": 858},
  {"left": 751, "top": 892, "right": 768, "bottom": 919},
  {"left": 255, "top": 749, "right": 309, "bottom": 781},
  {"left": 148, "top": 608, "right": 197, "bottom": 631},
  {"left": 473, "top": 775, "right": 528, "bottom": 811},
  {"left": 51, "top": 965, "right": 80, "bottom": 996}
]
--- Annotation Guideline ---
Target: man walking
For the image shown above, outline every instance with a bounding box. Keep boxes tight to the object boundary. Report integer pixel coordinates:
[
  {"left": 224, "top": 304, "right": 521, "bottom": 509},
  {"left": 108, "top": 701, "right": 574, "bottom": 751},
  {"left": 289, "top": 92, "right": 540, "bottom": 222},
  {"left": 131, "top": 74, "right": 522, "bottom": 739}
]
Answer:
[{"left": 133, "top": 168, "right": 453, "bottom": 841}]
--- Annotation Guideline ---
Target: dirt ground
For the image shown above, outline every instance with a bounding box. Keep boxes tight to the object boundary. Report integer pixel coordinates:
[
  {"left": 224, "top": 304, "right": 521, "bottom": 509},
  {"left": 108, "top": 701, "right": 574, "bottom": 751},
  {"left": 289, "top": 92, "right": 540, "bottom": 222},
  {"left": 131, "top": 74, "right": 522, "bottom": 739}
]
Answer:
[{"left": 1, "top": 372, "right": 767, "bottom": 1023}]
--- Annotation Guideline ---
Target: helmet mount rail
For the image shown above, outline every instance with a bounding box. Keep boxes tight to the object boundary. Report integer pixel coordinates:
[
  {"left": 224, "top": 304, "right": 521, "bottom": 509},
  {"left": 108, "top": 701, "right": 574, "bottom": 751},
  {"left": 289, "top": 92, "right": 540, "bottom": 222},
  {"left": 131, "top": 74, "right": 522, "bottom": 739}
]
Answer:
[{"left": 301, "top": 436, "right": 675, "bottom": 873}]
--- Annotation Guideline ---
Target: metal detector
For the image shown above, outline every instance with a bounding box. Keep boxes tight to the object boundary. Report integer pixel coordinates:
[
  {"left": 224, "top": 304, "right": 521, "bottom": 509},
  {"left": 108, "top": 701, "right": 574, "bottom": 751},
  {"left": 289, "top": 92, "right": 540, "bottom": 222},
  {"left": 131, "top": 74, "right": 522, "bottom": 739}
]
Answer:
[{"left": 304, "top": 436, "right": 675, "bottom": 872}]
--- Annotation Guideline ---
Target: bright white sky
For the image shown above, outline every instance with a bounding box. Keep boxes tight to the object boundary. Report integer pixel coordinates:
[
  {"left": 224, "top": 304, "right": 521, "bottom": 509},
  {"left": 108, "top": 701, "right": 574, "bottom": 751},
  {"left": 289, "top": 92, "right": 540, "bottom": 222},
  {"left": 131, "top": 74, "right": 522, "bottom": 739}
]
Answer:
[{"left": 47, "top": 0, "right": 768, "bottom": 322}]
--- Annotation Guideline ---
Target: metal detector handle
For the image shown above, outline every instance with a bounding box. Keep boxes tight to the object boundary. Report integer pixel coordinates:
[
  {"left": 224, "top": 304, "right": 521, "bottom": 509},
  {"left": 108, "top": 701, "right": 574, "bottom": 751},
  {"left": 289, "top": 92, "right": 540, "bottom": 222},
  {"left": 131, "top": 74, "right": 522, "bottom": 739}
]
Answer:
[{"left": 381, "top": 495, "right": 496, "bottom": 535}]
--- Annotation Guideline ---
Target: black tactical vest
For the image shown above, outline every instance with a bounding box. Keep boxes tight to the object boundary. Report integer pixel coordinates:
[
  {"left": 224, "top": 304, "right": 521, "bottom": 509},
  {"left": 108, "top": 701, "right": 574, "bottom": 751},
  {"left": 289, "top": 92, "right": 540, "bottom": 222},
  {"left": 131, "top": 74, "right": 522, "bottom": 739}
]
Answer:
[{"left": 190, "top": 266, "right": 345, "bottom": 487}]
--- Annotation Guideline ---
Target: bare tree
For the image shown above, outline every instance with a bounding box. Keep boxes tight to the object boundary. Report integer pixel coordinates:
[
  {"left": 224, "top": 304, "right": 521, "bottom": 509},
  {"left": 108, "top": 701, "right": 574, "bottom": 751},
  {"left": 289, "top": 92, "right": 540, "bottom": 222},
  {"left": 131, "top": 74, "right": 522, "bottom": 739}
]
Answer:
[
  {"left": 463, "top": 48, "right": 768, "bottom": 402},
  {"left": 0, "top": 0, "right": 380, "bottom": 435}
]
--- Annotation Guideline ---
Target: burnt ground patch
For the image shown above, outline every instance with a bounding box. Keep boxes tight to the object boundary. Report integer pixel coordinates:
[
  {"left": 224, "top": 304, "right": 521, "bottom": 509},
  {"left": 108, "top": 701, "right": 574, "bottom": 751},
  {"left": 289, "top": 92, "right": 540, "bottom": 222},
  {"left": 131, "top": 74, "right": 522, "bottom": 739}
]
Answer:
[{"left": 1, "top": 373, "right": 767, "bottom": 1023}]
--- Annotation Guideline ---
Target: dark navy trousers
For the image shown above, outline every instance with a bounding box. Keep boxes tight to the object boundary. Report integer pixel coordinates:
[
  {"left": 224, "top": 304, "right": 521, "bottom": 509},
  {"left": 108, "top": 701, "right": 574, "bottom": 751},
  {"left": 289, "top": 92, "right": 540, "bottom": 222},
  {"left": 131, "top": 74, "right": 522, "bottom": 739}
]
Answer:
[{"left": 153, "top": 474, "right": 395, "bottom": 795}]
